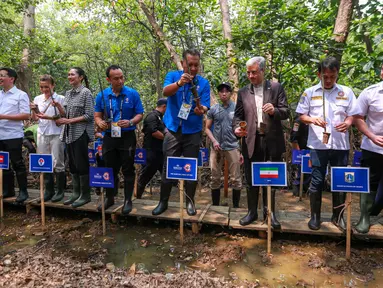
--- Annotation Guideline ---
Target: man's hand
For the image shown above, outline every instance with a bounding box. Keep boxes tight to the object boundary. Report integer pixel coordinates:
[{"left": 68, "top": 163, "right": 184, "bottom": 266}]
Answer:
[
  {"left": 234, "top": 127, "right": 247, "bottom": 137},
  {"left": 194, "top": 106, "right": 205, "bottom": 116},
  {"left": 36, "top": 113, "right": 51, "bottom": 120},
  {"left": 178, "top": 73, "right": 194, "bottom": 86},
  {"left": 55, "top": 118, "right": 71, "bottom": 126},
  {"left": 213, "top": 141, "right": 221, "bottom": 151},
  {"left": 117, "top": 120, "right": 130, "bottom": 128},
  {"left": 30, "top": 103, "right": 38, "bottom": 110},
  {"left": 335, "top": 122, "right": 350, "bottom": 133},
  {"left": 262, "top": 103, "right": 275, "bottom": 115},
  {"left": 310, "top": 117, "right": 327, "bottom": 128},
  {"left": 239, "top": 154, "right": 244, "bottom": 165},
  {"left": 371, "top": 135, "right": 383, "bottom": 148},
  {"left": 291, "top": 142, "right": 300, "bottom": 150},
  {"left": 97, "top": 120, "right": 109, "bottom": 131}
]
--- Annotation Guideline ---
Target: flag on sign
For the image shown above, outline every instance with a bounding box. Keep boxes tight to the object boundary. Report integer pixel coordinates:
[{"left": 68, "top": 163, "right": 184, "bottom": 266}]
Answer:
[{"left": 260, "top": 167, "right": 279, "bottom": 178}]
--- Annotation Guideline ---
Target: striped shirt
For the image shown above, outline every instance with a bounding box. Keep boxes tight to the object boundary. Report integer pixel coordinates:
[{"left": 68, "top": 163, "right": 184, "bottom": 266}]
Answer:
[{"left": 60, "top": 85, "right": 95, "bottom": 144}]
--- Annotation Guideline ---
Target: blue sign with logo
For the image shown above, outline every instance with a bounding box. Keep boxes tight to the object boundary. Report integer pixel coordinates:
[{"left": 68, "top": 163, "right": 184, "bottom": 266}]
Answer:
[
  {"left": 352, "top": 151, "right": 362, "bottom": 167},
  {"left": 0, "top": 151, "right": 9, "bottom": 170},
  {"left": 301, "top": 155, "right": 312, "bottom": 174},
  {"left": 331, "top": 167, "right": 369, "bottom": 193},
  {"left": 166, "top": 157, "right": 198, "bottom": 181},
  {"left": 89, "top": 167, "right": 114, "bottom": 188},
  {"left": 29, "top": 154, "right": 53, "bottom": 173},
  {"left": 198, "top": 148, "right": 209, "bottom": 167},
  {"left": 251, "top": 162, "right": 287, "bottom": 187},
  {"left": 292, "top": 149, "right": 310, "bottom": 165},
  {"left": 134, "top": 148, "right": 147, "bottom": 164},
  {"left": 88, "top": 149, "right": 96, "bottom": 164}
]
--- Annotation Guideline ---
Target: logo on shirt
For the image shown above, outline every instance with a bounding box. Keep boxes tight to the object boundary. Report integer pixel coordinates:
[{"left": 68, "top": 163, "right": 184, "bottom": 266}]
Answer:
[
  {"left": 302, "top": 92, "right": 307, "bottom": 97},
  {"left": 38, "top": 158, "right": 45, "bottom": 166},
  {"left": 103, "top": 172, "right": 110, "bottom": 181},
  {"left": 345, "top": 172, "right": 355, "bottom": 183},
  {"left": 125, "top": 97, "right": 129, "bottom": 103},
  {"left": 184, "top": 164, "right": 191, "bottom": 173},
  {"left": 338, "top": 91, "right": 345, "bottom": 97}
]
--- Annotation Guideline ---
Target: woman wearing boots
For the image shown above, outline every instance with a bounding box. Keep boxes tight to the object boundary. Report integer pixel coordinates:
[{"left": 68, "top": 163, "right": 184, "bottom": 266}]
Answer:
[
  {"left": 30, "top": 75, "right": 66, "bottom": 203},
  {"left": 54, "top": 67, "right": 94, "bottom": 208}
]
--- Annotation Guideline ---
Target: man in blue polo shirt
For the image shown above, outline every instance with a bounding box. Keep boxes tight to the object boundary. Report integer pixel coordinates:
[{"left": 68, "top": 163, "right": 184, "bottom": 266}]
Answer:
[
  {"left": 152, "top": 49, "right": 210, "bottom": 216},
  {"left": 95, "top": 65, "right": 144, "bottom": 215}
]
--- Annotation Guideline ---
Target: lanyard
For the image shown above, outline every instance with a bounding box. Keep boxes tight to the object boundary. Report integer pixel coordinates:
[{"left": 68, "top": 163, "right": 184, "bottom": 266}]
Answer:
[{"left": 108, "top": 94, "right": 125, "bottom": 120}]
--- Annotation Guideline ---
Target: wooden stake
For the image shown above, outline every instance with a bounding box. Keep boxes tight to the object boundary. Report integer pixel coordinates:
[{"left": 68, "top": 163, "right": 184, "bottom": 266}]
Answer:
[
  {"left": 299, "top": 169, "right": 304, "bottom": 201},
  {"left": 346, "top": 192, "right": 352, "bottom": 260},
  {"left": 40, "top": 173, "right": 45, "bottom": 227},
  {"left": 179, "top": 180, "right": 184, "bottom": 245},
  {"left": 198, "top": 167, "right": 202, "bottom": 195},
  {"left": 101, "top": 187, "right": 106, "bottom": 236},
  {"left": 224, "top": 159, "right": 229, "bottom": 198},
  {"left": 134, "top": 164, "right": 139, "bottom": 197},
  {"left": 0, "top": 169, "right": 3, "bottom": 219},
  {"left": 149, "top": 179, "right": 153, "bottom": 195},
  {"left": 267, "top": 185, "right": 272, "bottom": 256}
]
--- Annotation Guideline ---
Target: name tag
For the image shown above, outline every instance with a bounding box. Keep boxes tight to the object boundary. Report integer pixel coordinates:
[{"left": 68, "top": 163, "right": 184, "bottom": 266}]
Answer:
[
  {"left": 111, "top": 122, "right": 121, "bottom": 138},
  {"left": 178, "top": 102, "right": 191, "bottom": 120}
]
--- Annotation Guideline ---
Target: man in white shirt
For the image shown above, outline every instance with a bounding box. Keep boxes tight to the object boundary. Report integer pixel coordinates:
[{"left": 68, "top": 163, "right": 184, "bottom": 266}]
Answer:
[
  {"left": 0, "top": 68, "right": 30, "bottom": 203},
  {"left": 353, "top": 64, "right": 383, "bottom": 233},
  {"left": 31, "top": 75, "right": 65, "bottom": 203},
  {"left": 296, "top": 57, "right": 359, "bottom": 231}
]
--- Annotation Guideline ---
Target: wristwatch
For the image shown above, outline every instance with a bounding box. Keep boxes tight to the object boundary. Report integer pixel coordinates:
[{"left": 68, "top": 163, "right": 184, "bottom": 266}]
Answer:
[{"left": 129, "top": 119, "right": 134, "bottom": 127}]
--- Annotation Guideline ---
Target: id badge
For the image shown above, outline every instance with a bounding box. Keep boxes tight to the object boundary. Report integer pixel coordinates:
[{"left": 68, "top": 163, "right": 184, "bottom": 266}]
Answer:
[
  {"left": 111, "top": 122, "right": 121, "bottom": 138},
  {"left": 178, "top": 102, "right": 191, "bottom": 120}
]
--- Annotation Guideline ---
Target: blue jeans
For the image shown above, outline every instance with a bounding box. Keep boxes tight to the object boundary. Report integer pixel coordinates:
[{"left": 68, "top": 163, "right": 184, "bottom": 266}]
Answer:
[{"left": 309, "top": 149, "right": 349, "bottom": 193}]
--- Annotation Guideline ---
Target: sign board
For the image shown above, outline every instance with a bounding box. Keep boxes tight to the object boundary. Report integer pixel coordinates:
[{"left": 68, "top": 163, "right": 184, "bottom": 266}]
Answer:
[
  {"left": 0, "top": 151, "right": 9, "bottom": 170},
  {"left": 331, "top": 167, "right": 369, "bottom": 193},
  {"left": 29, "top": 154, "right": 53, "bottom": 173},
  {"left": 352, "top": 151, "right": 362, "bottom": 167},
  {"left": 166, "top": 157, "right": 198, "bottom": 181},
  {"left": 88, "top": 149, "right": 96, "bottom": 164},
  {"left": 251, "top": 162, "right": 287, "bottom": 186},
  {"left": 89, "top": 167, "right": 115, "bottom": 188},
  {"left": 198, "top": 148, "right": 209, "bottom": 167},
  {"left": 292, "top": 149, "right": 310, "bottom": 165},
  {"left": 301, "top": 155, "right": 312, "bottom": 174},
  {"left": 134, "top": 148, "right": 147, "bottom": 164}
]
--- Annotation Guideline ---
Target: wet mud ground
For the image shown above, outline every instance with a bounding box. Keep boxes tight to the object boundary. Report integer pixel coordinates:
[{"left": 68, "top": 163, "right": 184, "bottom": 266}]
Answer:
[{"left": 1, "top": 188, "right": 382, "bottom": 287}]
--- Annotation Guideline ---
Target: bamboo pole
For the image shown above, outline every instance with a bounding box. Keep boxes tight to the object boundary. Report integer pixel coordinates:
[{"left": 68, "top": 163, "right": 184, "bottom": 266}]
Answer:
[
  {"left": 40, "top": 173, "right": 45, "bottom": 227},
  {"left": 346, "top": 192, "right": 352, "bottom": 260},
  {"left": 0, "top": 169, "right": 3, "bottom": 219},
  {"left": 101, "top": 187, "right": 106, "bottom": 236},
  {"left": 299, "top": 167, "right": 304, "bottom": 201},
  {"left": 224, "top": 160, "right": 229, "bottom": 198},
  {"left": 267, "top": 185, "right": 272, "bottom": 256},
  {"left": 198, "top": 167, "right": 202, "bottom": 195},
  {"left": 180, "top": 180, "right": 184, "bottom": 245}
]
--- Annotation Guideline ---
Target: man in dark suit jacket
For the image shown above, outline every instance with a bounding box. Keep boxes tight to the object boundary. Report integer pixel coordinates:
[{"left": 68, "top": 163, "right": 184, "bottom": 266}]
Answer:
[{"left": 233, "top": 56, "right": 289, "bottom": 228}]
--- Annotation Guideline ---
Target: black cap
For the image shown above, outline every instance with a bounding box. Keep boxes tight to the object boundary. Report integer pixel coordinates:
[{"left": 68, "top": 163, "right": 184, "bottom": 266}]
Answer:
[
  {"left": 156, "top": 98, "right": 167, "bottom": 106},
  {"left": 217, "top": 82, "right": 232, "bottom": 92}
]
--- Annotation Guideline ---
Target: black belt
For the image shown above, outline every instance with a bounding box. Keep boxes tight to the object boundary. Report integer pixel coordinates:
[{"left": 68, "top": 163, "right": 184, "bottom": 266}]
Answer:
[{"left": 105, "top": 130, "right": 135, "bottom": 137}]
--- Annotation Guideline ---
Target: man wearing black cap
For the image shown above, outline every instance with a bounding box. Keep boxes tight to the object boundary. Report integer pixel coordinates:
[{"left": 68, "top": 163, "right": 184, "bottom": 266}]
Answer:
[
  {"left": 136, "top": 98, "right": 167, "bottom": 198},
  {"left": 206, "top": 82, "right": 242, "bottom": 207}
]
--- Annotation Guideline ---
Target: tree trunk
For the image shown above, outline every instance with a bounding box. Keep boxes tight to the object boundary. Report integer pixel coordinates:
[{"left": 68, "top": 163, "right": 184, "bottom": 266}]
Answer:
[
  {"left": 219, "top": 0, "right": 239, "bottom": 101},
  {"left": 154, "top": 45, "right": 162, "bottom": 99},
  {"left": 17, "top": 4, "right": 35, "bottom": 97},
  {"left": 355, "top": 1, "right": 373, "bottom": 54},
  {"left": 138, "top": 0, "right": 182, "bottom": 70},
  {"left": 332, "top": 0, "right": 354, "bottom": 62}
]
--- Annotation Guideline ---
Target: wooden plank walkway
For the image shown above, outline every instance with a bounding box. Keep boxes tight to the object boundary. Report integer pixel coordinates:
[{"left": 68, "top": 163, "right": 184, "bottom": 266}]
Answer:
[{"left": 3, "top": 189, "right": 383, "bottom": 240}]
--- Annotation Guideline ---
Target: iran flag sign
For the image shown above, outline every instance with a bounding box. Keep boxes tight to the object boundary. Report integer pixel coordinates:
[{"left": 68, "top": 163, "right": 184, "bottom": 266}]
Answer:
[{"left": 260, "top": 167, "right": 279, "bottom": 178}]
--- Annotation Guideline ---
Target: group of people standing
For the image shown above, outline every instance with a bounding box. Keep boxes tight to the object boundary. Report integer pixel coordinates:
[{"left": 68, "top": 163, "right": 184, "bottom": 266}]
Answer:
[{"left": 1, "top": 51, "right": 382, "bottom": 234}]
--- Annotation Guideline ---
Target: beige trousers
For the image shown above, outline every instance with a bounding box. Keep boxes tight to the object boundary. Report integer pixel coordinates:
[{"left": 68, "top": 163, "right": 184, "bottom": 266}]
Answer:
[{"left": 210, "top": 148, "right": 242, "bottom": 190}]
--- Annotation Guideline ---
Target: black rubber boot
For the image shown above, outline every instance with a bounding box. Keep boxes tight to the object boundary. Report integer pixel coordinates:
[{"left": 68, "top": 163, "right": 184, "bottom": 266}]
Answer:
[
  {"left": 51, "top": 172, "right": 66, "bottom": 202},
  {"left": 185, "top": 186, "right": 197, "bottom": 216},
  {"left": 239, "top": 187, "right": 259, "bottom": 226},
  {"left": 3, "top": 170, "right": 15, "bottom": 198},
  {"left": 72, "top": 174, "right": 91, "bottom": 208},
  {"left": 97, "top": 188, "right": 115, "bottom": 212},
  {"left": 262, "top": 188, "right": 281, "bottom": 230},
  {"left": 308, "top": 190, "right": 322, "bottom": 230},
  {"left": 355, "top": 192, "right": 376, "bottom": 234},
  {"left": 64, "top": 174, "right": 80, "bottom": 205},
  {"left": 211, "top": 188, "right": 220, "bottom": 206},
  {"left": 152, "top": 182, "right": 172, "bottom": 215},
  {"left": 37, "top": 174, "right": 55, "bottom": 203},
  {"left": 232, "top": 189, "right": 241, "bottom": 208},
  {"left": 136, "top": 185, "right": 145, "bottom": 199},
  {"left": 331, "top": 192, "right": 346, "bottom": 231},
  {"left": 15, "top": 171, "right": 29, "bottom": 204},
  {"left": 122, "top": 180, "right": 134, "bottom": 216}
]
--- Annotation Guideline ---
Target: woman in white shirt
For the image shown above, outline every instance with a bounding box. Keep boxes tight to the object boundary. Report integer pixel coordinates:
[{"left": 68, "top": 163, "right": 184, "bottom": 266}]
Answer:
[{"left": 30, "top": 75, "right": 66, "bottom": 202}]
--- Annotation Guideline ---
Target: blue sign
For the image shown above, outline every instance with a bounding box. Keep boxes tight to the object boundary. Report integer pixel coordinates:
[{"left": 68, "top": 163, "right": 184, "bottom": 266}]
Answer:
[
  {"left": 301, "top": 155, "right": 312, "bottom": 174},
  {"left": 331, "top": 167, "right": 369, "bottom": 193},
  {"left": 292, "top": 149, "right": 310, "bottom": 164},
  {"left": 353, "top": 151, "right": 362, "bottom": 167},
  {"left": 0, "top": 151, "right": 9, "bottom": 170},
  {"left": 134, "top": 148, "right": 147, "bottom": 164},
  {"left": 29, "top": 154, "right": 53, "bottom": 173},
  {"left": 166, "top": 157, "right": 198, "bottom": 181},
  {"left": 251, "top": 162, "right": 287, "bottom": 186},
  {"left": 198, "top": 148, "right": 209, "bottom": 167},
  {"left": 89, "top": 167, "right": 115, "bottom": 188},
  {"left": 88, "top": 149, "right": 96, "bottom": 164}
]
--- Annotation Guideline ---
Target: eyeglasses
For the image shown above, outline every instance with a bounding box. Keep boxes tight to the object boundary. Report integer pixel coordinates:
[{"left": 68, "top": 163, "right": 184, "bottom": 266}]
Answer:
[{"left": 0, "top": 74, "right": 9, "bottom": 78}]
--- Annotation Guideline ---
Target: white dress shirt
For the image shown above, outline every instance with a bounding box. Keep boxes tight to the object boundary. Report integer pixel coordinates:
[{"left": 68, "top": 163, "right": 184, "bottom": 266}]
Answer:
[
  {"left": 0, "top": 86, "right": 30, "bottom": 140},
  {"left": 296, "top": 82, "right": 359, "bottom": 150},
  {"left": 34, "top": 93, "right": 65, "bottom": 136},
  {"left": 356, "top": 81, "right": 383, "bottom": 155},
  {"left": 253, "top": 85, "right": 263, "bottom": 129}
]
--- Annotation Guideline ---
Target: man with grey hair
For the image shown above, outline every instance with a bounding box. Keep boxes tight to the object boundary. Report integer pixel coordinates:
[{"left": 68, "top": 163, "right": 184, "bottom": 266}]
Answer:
[{"left": 233, "top": 56, "right": 289, "bottom": 228}]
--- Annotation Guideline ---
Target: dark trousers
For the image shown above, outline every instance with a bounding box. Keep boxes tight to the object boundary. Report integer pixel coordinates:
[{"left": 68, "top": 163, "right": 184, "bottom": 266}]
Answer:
[
  {"left": 160, "top": 130, "right": 200, "bottom": 199},
  {"left": 361, "top": 149, "right": 383, "bottom": 193},
  {"left": 103, "top": 131, "right": 136, "bottom": 195},
  {"left": 137, "top": 150, "right": 163, "bottom": 190},
  {"left": 309, "top": 149, "right": 349, "bottom": 193},
  {"left": 0, "top": 138, "right": 28, "bottom": 191},
  {"left": 67, "top": 132, "right": 89, "bottom": 175}
]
